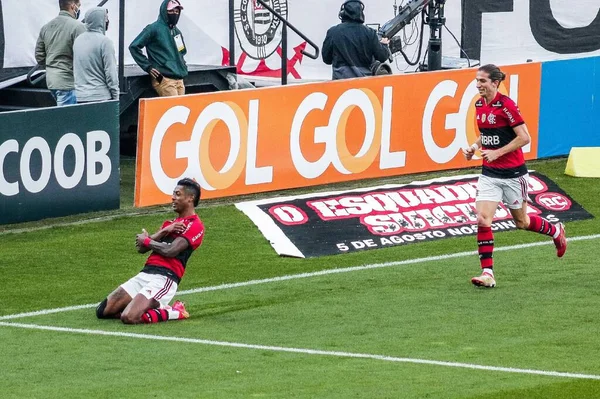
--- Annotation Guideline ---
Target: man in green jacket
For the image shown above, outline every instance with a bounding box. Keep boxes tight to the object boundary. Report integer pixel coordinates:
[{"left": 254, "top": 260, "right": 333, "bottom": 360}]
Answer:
[
  {"left": 129, "top": 0, "right": 188, "bottom": 97},
  {"left": 35, "top": 0, "right": 86, "bottom": 106}
]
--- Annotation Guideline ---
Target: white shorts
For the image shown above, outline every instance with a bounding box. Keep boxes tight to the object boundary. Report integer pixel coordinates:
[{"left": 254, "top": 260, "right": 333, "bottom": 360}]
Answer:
[
  {"left": 476, "top": 174, "right": 529, "bottom": 209},
  {"left": 121, "top": 272, "right": 178, "bottom": 308}
]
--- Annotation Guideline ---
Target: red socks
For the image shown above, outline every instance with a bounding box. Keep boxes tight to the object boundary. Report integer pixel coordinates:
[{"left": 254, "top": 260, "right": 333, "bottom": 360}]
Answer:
[
  {"left": 477, "top": 226, "right": 494, "bottom": 269},
  {"left": 527, "top": 215, "right": 558, "bottom": 238},
  {"left": 141, "top": 309, "right": 169, "bottom": 323}
]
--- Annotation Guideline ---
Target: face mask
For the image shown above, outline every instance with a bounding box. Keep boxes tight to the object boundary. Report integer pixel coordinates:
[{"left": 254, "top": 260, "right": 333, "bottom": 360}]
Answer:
[
  {"left": 167, "top": 13, "right": 180, "bottom": 27},
  {"left": 74, "top": 5, "right": 81, "bottom": 20},
  {"left": 105, "top": 20, "right": 109, "bottom": 31}
]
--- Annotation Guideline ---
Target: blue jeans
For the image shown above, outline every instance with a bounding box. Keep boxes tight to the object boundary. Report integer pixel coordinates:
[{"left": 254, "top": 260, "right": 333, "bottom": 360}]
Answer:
[{"left": 51, "top": 89, "right": 77, "bottom": 106}]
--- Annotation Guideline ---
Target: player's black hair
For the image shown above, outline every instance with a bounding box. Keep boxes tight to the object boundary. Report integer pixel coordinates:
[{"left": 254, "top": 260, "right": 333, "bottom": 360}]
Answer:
[
  {"left": 177, "top": 178, "right": 201, "bottom": 207},
  {"left": 59, "top": 0, "right": 78, "bottom": 11},
  {"left": 478, "top": 64, "right": 506, "bottom": 83}
]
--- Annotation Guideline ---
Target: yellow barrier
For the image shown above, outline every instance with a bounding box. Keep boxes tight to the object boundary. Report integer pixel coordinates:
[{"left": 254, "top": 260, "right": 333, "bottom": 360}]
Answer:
[{"left": 565, "top": 147, "right": 600, "bottom": 177}]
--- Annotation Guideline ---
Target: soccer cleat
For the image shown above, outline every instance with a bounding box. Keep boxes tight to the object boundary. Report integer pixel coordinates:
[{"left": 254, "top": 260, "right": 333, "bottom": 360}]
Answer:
[
  {"left": 172, "top": 300, "right": 190, "bottom": 319},
  {"left": 553, "top": 223, "right": 567, "bottom": 258},
  {"left": 471, "top": 272, "right": 496, "bottom": 288}
]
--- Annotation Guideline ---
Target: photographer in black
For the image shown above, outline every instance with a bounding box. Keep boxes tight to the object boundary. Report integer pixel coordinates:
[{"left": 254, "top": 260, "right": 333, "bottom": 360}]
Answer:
[{"left": 322, "top": 0, "right": 392, "bottom": 80}]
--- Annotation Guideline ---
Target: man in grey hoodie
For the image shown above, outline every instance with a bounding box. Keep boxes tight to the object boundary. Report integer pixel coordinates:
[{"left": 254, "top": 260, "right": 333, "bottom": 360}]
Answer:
[{"left": 73, "top": 7, "right": 119, "bottom": 103}]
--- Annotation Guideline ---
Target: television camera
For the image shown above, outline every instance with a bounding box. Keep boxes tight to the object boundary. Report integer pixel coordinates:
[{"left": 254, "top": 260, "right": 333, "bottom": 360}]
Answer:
[{"left": 378, "top": 0, "right": 446, "bottom": 71}]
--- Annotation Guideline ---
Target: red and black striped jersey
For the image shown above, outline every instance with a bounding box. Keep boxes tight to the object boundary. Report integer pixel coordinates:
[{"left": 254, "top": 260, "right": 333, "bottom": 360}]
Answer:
[
  {"left": 143, "top": 214, "right": 204, "bottom": 283},
  {"left": 476, "top": 92, "right": 528, "bottom": 178}
]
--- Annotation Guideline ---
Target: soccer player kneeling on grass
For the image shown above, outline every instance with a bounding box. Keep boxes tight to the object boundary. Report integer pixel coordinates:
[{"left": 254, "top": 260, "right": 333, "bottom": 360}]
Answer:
[
  {"left": 463, "top": 64, "right": 567, "bottom": 288},
  {"left": 96, "top": 178, "right": 204, "bottom": 323}
]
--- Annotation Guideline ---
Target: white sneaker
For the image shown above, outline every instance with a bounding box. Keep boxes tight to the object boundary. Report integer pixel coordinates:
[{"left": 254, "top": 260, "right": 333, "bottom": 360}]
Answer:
[{"left": 471, "top": 272, "right": 496, "bottom": 288}]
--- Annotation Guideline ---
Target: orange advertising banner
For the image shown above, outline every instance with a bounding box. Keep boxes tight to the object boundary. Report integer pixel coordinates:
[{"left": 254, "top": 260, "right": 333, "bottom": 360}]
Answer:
[{"left": 135, "top": 63, "right": 541, "bottom": 207}]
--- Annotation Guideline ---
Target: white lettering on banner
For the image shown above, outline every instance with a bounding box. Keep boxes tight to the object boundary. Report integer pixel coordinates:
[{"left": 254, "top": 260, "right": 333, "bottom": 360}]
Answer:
[
  {"left": 290, "top": 87, "right": 405, "bottom": 179},
  {"left": 20, "top": 137, "right": 52, "bottom": 194},
  {"left": 379, "top": 87, "right": 405, "bottom": 169},
  {"left": 87, "top": 130, "right": 112, "bottom": 187},
  {"left": 359, "top": 201, "right": 523, "bottom": 235},
  {"left": 0, "top": 140, "right": 18, "bottom": 196},
  {"left": 423, "top": 80, "right": 470, "bottom": 164},
  {"left": 190, "top": 102, "right": 243, "bottom": 191},
  {"left": 245, "top": 100, "right": 273, "bottom": 185},
  {"left": 301, "top": 177, "right": 552, "bottom": 235},
  {"left": 326, "top": 89, "right": 377, "bottom": 175},
  {"left": 422, "top": 75, "right": 525, "bottom": 163},
  {"left": 270, "top": 205, "right": 308, "bottom": 224},
  {"left": 307, "top": 182, "right": 479, "bottom": 221},
  {"left": 151, "top": 106, "right": 191, "bottom": 194},
  {"left": 536, "top": 193, "right": 571, "bottom": 211},
  {"left": 0, "top": 131, "right": 112, "bottom": 196},
  {"left": 55, "top": 133, "right": 85, "bottom": 189},
  {"left": 511, "top": 75, "right": 531, "bottom": 154},
  {"left": 150, "top": 103, "right": 273, "bottom": 194},
  {"left": 290, "top": 92, "right": 329, "bottom": 179},
  {"left": 528, "top": 175, "right": 547, "bottom": 193}
]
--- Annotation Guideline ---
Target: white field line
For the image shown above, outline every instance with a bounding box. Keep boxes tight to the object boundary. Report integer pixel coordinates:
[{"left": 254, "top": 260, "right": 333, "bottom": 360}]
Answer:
[
  {"left": 1, "top": 321, "right": 599, "bottom": 380},
  {"left": 0, "top": 210, "right": 165, "bottom": 236},
  {"left": 1, "top": 233, "right": 599, "bottom": 322}
]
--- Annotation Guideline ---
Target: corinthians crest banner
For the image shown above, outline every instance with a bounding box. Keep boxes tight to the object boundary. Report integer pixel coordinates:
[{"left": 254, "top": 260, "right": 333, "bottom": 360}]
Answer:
[
  {"left": 2, "top": 0, "right": 600, "bottom": 81},
  {"left": 233, "top": 0, "right": 289, "bottom": 61}
]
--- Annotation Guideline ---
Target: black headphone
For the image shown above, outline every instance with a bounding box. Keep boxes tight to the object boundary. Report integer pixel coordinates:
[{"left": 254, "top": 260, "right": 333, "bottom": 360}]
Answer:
[{"left": 338, "top": 0, "right": 365, "bottom": 21}]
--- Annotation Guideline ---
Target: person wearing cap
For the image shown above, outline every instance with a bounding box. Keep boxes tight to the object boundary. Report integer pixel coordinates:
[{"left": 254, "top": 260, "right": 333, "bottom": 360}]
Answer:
[{"left": 129, "top": 0, "right": 188, "bottom": 96}]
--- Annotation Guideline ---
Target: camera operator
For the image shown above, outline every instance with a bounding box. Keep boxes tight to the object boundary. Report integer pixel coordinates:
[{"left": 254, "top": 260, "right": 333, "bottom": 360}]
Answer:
[{"left": 322, "top": 0, "right": 391, "bottom": 80}]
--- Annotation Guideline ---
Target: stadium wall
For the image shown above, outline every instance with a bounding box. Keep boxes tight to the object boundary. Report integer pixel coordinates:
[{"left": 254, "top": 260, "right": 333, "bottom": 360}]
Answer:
[
  {"left": 134, "top": 63, "right": 542, "bottom": 206},
  {"left": 133, "top": 55, "right": 600, "bottom": 206},
  {"left": 0, "top": 101, "right": 120, "bottom": 224}
]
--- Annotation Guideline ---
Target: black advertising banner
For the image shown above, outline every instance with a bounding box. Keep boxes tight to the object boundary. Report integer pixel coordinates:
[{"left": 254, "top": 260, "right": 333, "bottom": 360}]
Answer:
[
  {"left": 236, "top": 172, "right": 594, "bottom": 258},
  {"left": 0, "top": 101, "right": 120, "bottom": 224}
]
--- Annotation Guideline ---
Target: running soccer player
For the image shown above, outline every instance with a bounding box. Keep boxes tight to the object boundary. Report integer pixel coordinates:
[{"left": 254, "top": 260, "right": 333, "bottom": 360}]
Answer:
[
  {"left": 463, "top": 64, "right": 567, "bottom": 288},
  {"left": 96, "top": 178, "right": 204, "bottom": 323}
]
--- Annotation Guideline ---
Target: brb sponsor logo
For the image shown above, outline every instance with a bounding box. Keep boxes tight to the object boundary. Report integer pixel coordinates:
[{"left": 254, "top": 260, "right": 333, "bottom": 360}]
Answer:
[
  {"left": 422, "top": 74, "right": 526, "bottom": 163},
  {"left": 0, "top": 131, "right": 112, "bottom": 196}
]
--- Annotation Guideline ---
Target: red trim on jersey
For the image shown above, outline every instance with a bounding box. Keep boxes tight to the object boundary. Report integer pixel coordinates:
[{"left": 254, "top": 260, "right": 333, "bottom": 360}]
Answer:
[
  {"left": 145, "top": 214, "right": 205, "bottom": 280},
  {"left": 476, "top": 92, "right": 527, "bottom": 174}
]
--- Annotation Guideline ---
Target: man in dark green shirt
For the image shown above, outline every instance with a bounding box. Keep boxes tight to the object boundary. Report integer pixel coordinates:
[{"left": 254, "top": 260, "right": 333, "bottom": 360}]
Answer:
[{"left": 129, "top": 0, "right": 188, "bottom": 97}]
